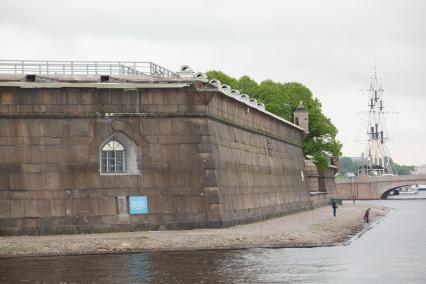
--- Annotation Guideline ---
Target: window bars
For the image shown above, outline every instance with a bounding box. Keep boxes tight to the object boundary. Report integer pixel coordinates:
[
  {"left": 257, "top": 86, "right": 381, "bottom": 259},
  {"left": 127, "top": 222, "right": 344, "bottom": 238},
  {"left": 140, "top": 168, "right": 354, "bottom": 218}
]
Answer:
[{"left": 101, "top": 140, "right": 126, "bottom": 174}]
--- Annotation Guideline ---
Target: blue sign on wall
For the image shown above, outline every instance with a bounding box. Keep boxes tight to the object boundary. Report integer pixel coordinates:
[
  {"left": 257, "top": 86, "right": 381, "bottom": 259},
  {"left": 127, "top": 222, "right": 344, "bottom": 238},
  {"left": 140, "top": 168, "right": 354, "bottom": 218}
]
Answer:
[{"left": 129, "top": 196, "right": 148, "bottom": 215}]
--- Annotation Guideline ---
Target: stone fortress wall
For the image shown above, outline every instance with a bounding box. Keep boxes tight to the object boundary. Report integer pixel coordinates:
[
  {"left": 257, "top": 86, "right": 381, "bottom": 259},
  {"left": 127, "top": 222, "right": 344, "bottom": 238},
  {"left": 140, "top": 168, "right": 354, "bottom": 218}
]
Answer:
[
  {"left": 206, "top": 94, "right": 312, "bottom": 226},
  {"left": 0, "top": 72, "right": 329, "bottom": 235}
]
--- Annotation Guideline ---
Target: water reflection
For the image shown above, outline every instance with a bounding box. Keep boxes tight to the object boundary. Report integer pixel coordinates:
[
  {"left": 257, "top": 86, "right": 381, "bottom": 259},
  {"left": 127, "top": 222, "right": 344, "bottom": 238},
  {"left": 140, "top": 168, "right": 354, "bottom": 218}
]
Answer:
[
  {"left": 0, "top": 253, "right": 153, "bottom": 284},
  {"left": 1, "top": 197, "right": 426, "bottom": 283}
]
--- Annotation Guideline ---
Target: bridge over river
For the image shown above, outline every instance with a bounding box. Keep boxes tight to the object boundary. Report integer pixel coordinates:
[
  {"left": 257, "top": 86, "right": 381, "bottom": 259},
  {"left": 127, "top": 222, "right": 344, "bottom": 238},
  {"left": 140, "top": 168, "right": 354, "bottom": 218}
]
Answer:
[{"left": 336, "top": 174, "right": 426, "bottom": 199}]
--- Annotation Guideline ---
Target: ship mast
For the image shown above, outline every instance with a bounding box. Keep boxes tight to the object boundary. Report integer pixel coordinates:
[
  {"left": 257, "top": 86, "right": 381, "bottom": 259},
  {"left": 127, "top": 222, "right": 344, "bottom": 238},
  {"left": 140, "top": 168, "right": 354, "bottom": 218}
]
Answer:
[{"left": 361, "top": 68, "right": 396, "bottom": 176}]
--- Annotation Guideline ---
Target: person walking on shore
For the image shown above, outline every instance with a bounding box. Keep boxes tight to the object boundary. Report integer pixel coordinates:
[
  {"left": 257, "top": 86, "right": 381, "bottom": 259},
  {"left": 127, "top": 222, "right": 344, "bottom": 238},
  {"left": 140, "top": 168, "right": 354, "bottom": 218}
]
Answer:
[
  {"left": 332, "top": 201, "right": 338, "bottom": 217},
  {"left": 364, "top": 208, "right": 371, "bottom": 223}
]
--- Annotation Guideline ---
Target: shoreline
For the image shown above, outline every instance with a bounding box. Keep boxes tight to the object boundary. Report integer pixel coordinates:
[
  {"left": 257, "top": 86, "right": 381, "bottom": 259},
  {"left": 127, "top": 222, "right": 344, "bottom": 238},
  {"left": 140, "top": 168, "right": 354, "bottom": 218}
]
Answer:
[
  {"left": 0, "top": 204, "right": 390, "bottom": 259},
  {"left": 342, "top": 207, "right": 391, "bottom": 246}
]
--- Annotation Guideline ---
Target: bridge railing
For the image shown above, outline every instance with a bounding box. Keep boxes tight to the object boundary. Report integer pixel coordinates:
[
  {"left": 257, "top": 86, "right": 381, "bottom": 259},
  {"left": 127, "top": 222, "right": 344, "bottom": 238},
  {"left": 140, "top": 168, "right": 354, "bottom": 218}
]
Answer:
[
  {"left": 368, "top": 174, "right": 426, "bottom": 182},
  {"left": 0, "top": 60, "right": 177, "bottom": 78},
  {"left": 337, "top": 174, "right": 426, "bottom": 184}
]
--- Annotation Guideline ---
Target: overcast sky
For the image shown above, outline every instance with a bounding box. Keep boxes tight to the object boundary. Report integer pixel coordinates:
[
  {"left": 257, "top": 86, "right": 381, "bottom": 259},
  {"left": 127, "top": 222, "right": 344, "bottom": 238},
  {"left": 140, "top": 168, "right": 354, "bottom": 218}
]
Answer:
[{"left": 1, "top": 0, "right": 425, "bottom": 165}]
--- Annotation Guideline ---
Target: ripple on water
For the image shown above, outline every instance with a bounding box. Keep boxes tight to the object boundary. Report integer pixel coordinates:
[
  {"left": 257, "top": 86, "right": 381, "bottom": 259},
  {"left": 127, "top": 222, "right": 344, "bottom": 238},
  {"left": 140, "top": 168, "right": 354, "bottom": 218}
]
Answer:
[{"left": 1, "top": 198, "right": 426, "bottom": 283}]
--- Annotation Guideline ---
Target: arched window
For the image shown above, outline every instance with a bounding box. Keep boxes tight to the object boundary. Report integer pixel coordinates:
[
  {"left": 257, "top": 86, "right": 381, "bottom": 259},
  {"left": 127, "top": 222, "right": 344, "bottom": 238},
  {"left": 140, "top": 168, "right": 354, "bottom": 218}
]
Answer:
[{"left": 101, "top": 140, "right": 126, "bottom": 173}]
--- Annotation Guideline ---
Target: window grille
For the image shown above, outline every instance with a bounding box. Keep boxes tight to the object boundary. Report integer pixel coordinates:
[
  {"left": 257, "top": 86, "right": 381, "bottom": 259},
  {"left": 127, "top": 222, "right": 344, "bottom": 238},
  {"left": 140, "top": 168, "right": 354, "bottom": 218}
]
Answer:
[{"left": 101, "top": 140, "right": 126, "bottom": 173}]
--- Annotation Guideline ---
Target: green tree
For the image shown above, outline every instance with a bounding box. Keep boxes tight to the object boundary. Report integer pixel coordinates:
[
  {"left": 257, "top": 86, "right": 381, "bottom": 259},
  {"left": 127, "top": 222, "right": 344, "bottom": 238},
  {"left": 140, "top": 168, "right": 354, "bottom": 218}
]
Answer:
[
  {"left": 206, "top": 71, "right": 342, "bottom": 169},
  {"left": 392, "top": 163, "right": 415, "bottom": 175},
  {"left": 338, "top": 157, "right": 356, "bottom": 175}
]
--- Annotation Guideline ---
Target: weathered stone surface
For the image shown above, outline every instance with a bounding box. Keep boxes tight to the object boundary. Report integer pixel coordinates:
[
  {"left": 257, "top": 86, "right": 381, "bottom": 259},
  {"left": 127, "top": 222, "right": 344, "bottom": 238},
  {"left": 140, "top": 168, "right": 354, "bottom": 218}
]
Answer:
[{"left": 0, "top": 84, "right": 312, "bottom": 235}]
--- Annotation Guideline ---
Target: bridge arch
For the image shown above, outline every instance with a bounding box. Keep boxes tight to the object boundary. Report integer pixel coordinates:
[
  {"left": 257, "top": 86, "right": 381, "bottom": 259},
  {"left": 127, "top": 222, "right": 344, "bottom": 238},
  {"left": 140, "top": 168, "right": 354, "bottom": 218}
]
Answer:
[
  {"left": 375, "top": 177, "right": 426, "bottom": 199},
  {"left": 380, "top": 184, "right": 421, "bottom": 199}
]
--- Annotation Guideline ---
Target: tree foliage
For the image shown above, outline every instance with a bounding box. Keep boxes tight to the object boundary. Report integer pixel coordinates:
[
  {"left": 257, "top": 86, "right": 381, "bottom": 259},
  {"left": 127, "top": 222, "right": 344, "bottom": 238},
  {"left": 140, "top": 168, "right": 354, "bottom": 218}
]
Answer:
[
  {"left": 338, "top": 157, "right": 357, "bottom": 176},
  {"left": 207, "top": 71, "right": 342, "bottom": 169},
  {"left": 391, "top": 160, "right": 415, "bottom": 175},
  {"left": 338, "top": 156, "right": 414, "bottom": 176}
]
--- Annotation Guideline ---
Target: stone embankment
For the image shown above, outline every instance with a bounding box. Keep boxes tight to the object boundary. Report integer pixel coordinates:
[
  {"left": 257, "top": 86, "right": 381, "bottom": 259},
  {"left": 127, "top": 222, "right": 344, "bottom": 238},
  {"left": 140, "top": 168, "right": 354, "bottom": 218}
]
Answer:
[{"left": 0, "top": 204, "right": 389, "bottom": 258}]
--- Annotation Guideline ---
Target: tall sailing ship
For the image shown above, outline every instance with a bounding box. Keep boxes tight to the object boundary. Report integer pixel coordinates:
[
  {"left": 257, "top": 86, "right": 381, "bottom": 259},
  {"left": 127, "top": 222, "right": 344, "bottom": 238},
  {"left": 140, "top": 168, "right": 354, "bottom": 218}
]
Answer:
[{"left": 358, "top": 69, "right": 397, "bottom": 176}]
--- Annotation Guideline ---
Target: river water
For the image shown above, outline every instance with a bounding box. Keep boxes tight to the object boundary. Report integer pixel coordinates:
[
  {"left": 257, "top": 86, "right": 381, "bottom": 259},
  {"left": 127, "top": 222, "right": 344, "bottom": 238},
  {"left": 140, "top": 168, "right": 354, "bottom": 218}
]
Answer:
[{"left": 1, "top": 193, "right": 426, "bottom": 284}]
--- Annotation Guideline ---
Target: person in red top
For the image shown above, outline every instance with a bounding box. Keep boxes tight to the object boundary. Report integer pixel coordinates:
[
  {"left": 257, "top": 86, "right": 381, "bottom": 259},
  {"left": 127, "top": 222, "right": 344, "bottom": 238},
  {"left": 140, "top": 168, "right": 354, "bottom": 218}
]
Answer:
[{"left": 364, "top": 208, "right": 371, "bottom": 223}]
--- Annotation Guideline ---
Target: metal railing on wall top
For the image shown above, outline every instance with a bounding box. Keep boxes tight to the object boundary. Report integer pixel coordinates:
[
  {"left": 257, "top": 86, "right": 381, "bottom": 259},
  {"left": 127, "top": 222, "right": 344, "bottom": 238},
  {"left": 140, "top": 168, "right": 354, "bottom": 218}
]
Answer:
[{"left": 0, "top": 60, "right": 177, "bottom": 78}]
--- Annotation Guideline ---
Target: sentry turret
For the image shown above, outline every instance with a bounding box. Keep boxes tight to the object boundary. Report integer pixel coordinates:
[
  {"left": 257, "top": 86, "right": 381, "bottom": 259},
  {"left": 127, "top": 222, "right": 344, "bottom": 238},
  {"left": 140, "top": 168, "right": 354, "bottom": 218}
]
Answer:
[{"left": 293, "top": 102, "right": 309, "bottom": 135}]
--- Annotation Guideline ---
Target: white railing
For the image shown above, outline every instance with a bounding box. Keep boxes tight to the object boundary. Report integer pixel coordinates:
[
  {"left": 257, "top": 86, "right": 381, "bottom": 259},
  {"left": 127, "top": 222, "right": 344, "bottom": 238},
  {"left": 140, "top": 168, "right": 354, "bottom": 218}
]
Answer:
[{"left": 0, "top": 60, "right": 177, "bottom": 78}]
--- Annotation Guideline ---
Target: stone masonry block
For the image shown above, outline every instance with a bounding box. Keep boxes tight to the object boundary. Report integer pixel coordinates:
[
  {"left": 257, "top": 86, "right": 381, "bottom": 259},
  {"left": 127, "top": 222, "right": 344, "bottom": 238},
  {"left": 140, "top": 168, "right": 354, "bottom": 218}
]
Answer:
[
  {"left": 40, "top": 121, "right": 63, "bottom": 137},
  {"left": 184, "top": 196, "right": 202, "bottom": 212},
  {"left": 89, "top": 199, "right": 100, "bottom": 215},
  {"left": 10, "top": 173, "right": 42, "bottom": 191},
  {"left": 79, "top": 91, "right": 93, "bottom": 105},
  {"left": 157, "top": 104, "right": 179, "bottom": 113},
  {"left": 43, "top": 172, "right": 60, "bottom": 190},
  {"left": 0, "top": 173, "right": 10, "bottom": 189},
  {"left": 64, "top": 199, "right": 74, "bottom": 216},
  {"left": 24, "top": 200, "right": 38, "bottom": 217},
  {"left": 69, "top": 145, "right": 90, "bottom": 163},
  {"left": 69, "top": 120, "right": 90, "bottom": 137},
  {"left": 206, "top": 203, "right": 222, "bottom": 222},
  {"left": 0, "top": 91, "right": 15, "bottom": 104},
  {"left": 0, "top": 105, "right": 8, "bottom": 113},
  {"left": 149, "top": 196, "right": 172, "bottom": 214},
  {"left": 116, "top": 196, "right": 127, "bottom": 215},
  {"left": 16, "top": 120, "right": 30, "bottom": 137},
  {"left": 158, "top": 119, "right": 172, "bottom": 135},
  {"left": 10, "top": 200, "right": 24, "bottom": 218},
  {"left": 204, "top": 169, "right": 218, "bottom": 187},
  {"left": 37, "top": 199, "right": 50, "bottom": 217},
  {"left": 79, "top": 198, "right": 90, "bottom": 216},
  {"left": 102, "top": 197, "right": 117, "bottom": 215},
  {"left": 21, "top": 164, "right": 42, "bottom": 173},
  {"left": 50, "top": 199, "right": 66, "bottom": 217},
  {"left": 40, "top": 137, "right": 61, "bottom": 145},
  {"left": 0, "top": 145, "right": 17, "bottom": 163},
  {"left": 31, "top": 146, "right": 47, "bottom": 163},
  {"left": 0, "top": 200, "right": 11, "bottom": 218}
]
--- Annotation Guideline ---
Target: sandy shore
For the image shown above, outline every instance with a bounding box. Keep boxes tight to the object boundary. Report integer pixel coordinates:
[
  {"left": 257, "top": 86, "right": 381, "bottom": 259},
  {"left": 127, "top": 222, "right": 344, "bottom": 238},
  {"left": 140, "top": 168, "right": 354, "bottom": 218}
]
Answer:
[{"left": 0, "top": 204, "right": 389, "bottom": 258}]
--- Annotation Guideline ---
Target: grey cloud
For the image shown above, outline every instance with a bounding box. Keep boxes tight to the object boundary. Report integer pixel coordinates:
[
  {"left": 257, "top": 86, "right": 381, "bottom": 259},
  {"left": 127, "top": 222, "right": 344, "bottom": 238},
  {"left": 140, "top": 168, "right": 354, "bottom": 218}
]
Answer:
[{"left": 0, "top": 0, "right": 425, "bottom": 164}]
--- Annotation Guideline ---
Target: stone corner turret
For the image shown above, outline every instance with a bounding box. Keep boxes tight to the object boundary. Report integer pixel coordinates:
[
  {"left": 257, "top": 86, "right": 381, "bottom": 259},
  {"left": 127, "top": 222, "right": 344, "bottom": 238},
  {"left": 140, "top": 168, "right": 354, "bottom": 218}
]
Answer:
[{"left": 293, "top": 102, "right": 309, "bottom": 135}]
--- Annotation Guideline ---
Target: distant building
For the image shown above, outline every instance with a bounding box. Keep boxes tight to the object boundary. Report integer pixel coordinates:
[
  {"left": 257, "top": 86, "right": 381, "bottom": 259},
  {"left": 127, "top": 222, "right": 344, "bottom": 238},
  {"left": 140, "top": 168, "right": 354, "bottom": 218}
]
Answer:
[
  {"left": 415, "top": 165, "right": 426, "bottom": 175},
  {"left": 349, "top": 157, "right": 363, "bottom": 163}
]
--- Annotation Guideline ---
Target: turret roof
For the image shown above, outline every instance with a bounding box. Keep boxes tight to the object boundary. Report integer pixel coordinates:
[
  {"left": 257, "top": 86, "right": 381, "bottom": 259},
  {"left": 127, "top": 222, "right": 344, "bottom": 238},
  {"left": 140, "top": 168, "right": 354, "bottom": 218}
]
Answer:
[{"left": 294, "top": 102, "right": 307, "bottom": 112}]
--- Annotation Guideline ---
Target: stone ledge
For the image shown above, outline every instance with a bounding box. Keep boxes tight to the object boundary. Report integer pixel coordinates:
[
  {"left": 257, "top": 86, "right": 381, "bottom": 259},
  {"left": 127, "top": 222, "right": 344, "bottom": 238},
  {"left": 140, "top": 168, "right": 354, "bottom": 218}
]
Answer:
[
  {"left": 0, "top": 112, "right": 303, "bottom": 147},
  {"left": 309, "top": 191, "right": 328, "bottom": 196}
]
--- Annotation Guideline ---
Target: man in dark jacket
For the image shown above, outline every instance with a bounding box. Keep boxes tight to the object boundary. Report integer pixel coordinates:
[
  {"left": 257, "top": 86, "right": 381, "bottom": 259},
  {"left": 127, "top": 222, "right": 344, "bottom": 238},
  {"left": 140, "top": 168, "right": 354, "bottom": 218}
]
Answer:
[{"left": 332, "top": 201, "right": 338, "bottom": 217}]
